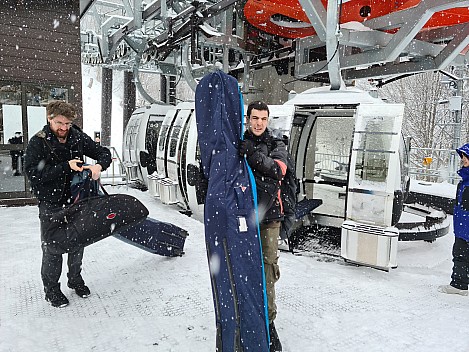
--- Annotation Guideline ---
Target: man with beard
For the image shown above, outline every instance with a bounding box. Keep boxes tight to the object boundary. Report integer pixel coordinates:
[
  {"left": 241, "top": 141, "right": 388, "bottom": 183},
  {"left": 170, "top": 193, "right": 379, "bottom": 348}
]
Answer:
[{"left": 24, "top": 101, "right": 111, "bottom": 308}]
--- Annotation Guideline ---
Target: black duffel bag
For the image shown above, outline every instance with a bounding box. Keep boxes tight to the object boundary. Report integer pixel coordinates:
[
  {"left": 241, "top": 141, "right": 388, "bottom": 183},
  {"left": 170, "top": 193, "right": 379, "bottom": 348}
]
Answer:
[{"left": 45, "top": 173, "right": 149, "bottom": 252}]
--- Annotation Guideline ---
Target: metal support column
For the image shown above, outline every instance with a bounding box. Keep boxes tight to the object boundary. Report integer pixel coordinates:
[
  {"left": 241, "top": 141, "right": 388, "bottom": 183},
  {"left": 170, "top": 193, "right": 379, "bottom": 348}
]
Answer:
[
  {"left": 169, "top": 76, "right": 176, "bottom": 105},
  {"left": 160, "top": 75, "right": 167, "bottom": 103},
  {"left": 123, "top": 70, "right": 136, "bottom": 133},
  {"left": 101, "top": 67, "right": 113, "bottom": 146},
  {"left": 450, "top": 77, "right": 463, "bottom": 183},
  {"left": 326, "top": 0, "right": 344, "bottom": 90}
]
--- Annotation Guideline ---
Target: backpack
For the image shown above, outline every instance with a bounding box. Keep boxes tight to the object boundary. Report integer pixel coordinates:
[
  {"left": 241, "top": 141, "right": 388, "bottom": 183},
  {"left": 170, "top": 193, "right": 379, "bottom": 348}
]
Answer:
[{"left": 279, "top": 151, "right": 298, "bottom": 240}]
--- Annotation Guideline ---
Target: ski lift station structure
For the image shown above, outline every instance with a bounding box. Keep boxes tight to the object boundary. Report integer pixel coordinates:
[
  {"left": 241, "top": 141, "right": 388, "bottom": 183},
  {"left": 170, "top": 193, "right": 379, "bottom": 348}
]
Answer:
[{"left": 80, "top": 1, "right": 467, "bottom": 270}]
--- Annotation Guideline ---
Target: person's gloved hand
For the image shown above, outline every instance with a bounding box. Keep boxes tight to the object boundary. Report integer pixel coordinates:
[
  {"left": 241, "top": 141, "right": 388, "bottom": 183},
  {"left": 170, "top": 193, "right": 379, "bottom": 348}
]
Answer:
[{"left": 239, "top": 139, "right": 257, "bottom": 157}]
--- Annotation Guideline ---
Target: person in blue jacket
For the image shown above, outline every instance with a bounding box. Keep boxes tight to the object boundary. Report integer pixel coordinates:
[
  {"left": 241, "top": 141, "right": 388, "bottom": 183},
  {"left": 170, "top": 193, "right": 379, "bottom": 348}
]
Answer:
[{"left": 438, "top": 143, "right": 469, "bottom": 296}]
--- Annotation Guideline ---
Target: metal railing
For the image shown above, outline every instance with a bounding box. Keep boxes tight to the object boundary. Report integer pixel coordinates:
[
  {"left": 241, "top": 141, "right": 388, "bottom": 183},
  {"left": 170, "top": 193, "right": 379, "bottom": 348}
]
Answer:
[
  {"left": 408, "top": 147, "right": 459, "bottom": 183},
  {"left": 315, "top": 148, "right": 460, "bottom": 184},
  {"left": 315, "top": 152, "right": 349, "bottom": 173},
  {"left": 85, "top": 146, "right": 128, "bottom": 186}
]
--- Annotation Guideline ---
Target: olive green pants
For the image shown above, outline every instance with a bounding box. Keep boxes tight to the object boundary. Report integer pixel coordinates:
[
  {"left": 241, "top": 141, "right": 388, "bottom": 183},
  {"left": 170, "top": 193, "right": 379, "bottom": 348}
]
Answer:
[{"left": 260, "top": 221, "right": 280, "bottom": 322}]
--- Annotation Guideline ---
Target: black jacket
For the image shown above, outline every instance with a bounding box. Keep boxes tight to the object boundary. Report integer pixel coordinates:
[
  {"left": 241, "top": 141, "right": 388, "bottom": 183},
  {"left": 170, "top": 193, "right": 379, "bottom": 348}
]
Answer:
[
  {"left": 8, "top": 135, "right": 24, "bottom": 157},
  {"left": 243, "top": 129, "right": 288, "bottom": 223},
  {"left": 24, "top": 124, "right": 112, "bottom": 206}
]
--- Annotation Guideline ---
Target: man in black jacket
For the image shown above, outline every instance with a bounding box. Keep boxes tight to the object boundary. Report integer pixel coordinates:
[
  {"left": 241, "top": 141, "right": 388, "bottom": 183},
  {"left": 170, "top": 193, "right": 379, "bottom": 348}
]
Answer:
[
  {"left": 24, "top": 101, "right": 112, "bottom": 308},
  {"left": 239, "top": 101, "right": 287, "bottom": 352}
]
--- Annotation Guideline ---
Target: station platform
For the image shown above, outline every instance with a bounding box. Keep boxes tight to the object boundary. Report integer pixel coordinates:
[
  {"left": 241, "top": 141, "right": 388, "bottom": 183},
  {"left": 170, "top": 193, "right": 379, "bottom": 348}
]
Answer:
[{"left": 0, "top": 188, "right": 467, "bottom": 352}]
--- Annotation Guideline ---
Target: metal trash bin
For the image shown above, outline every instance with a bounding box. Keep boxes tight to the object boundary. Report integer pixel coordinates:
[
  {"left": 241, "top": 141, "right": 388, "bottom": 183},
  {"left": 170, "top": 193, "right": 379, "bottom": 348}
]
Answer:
[
  {"left": 126, "top": 164, "right": 138, "bottom": 181},
  {"left": 153, "top": 174, "right": 165, "bottom": 198},
  {"left": 159, "top": 178, "right": 178, "bottom": 204},
  {"left": 147, "top": 174, "right": 158, "bottom": 197}
]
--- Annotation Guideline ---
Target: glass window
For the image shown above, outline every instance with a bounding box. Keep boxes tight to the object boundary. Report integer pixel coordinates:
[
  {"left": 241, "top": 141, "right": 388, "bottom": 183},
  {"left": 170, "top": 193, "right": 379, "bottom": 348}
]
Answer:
[
  {"left": 313, "top": 117, "right": 354, "bottom": 185},
  {"left": 0, "top": 83, "right": 71, "bottom": 198},
  {"left": 354, "top": 150, "right": 389, "bottom": 183},
  {"left": 169, "top": 138, "right": 177, "bottom": 158},
  {"left": 1, "top": 83, "right": 22, "bottom": 145},
  {"left": 353, "top": 129, "right": 394, "bottom": 184},
  {"left": 159, "top": 125, "right": 169, "bottom": 151},
  {"left": 0, "top": 82, "right": 24, "bottom": 192},
  {"left": 145, "top": 117, "right": 162, "bottom": 158}
]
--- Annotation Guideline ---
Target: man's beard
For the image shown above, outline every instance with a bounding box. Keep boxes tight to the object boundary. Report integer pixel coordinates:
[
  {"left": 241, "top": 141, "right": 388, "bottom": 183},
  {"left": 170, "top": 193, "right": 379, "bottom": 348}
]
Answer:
[{"left": 54, "top": 129, "right": 69, "bottom": 139}]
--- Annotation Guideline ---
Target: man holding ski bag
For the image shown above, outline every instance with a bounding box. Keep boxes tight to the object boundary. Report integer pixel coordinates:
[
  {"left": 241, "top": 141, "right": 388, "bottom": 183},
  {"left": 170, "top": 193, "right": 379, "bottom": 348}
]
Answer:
[
  {"left": 24, "top": 101, "right": 111, "bottom": 308},
  {"left": 239, "top": 101, "right": 288, "bottom": 352}
]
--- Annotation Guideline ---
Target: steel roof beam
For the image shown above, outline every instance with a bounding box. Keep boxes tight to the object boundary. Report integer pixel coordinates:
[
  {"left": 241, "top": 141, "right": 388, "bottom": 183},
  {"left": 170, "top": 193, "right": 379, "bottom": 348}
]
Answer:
[
  {"left": 364, "top": 0, "right": 469, "bottom": 31},
  {"left": 433, "top": 23, "right": 469, "bottom": 69},
  {"left": 335, "top": 0, "right": 469, "bottom": 71},
  {"left": 342, "top": 29, "right": 444, "bottom": 58},
  {"left": 299, "top": 1, "right": 469, "bottom": 75},
  {"left": 297, "top": 0, "right": 327, "bottom": 41},
  {"left": 326, "top": 0, "right": 343, "bottom": 90},
  {"left": 343, "top": 58, "right": 438, "bottom": 81},
  {"left": 106, "top": 0, "right": 238, "bottom": 62}
]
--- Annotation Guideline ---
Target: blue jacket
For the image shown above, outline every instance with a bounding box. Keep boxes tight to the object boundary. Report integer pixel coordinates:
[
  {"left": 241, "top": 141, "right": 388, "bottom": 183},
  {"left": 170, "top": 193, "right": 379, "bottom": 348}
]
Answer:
[{"left": 453, "top": 143, "right": 469, "bottom": 241}]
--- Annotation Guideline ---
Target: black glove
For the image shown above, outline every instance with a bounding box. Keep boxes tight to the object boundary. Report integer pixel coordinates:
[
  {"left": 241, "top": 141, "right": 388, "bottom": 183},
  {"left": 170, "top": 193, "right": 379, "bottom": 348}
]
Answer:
[
  {"left": 239, "top": 139, "right": 257, "bottom": 157},
  {"left": 195, "top": 170, "right": 208, "bottom": 205}
]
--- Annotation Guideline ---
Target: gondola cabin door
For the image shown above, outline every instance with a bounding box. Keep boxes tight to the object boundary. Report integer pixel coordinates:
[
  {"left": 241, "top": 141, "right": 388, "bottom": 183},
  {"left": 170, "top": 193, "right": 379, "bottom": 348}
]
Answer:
[{"left": 341, "top": 103, "right": 404, "bottom": 271}]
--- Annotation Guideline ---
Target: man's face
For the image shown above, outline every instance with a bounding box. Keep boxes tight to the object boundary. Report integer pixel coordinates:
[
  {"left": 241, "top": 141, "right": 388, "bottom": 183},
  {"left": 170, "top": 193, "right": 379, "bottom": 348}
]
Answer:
[
  {"left": 48, "top": 115, "right": 73, "bottom": 139},
  {"left": 248, "top": 108, "right": 269, "bottom": 136}
]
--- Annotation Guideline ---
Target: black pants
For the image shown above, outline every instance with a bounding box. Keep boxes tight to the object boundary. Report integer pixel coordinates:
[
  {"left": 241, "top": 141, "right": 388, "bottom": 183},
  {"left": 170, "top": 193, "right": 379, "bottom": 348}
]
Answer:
[
  {"left": 450, "top": 236, "right": 469, "bottom": 290},
  {"left": 10, "top": 152, "right": 23, "bottom": 172},
  {"left": 39, "top": 203, "right": 84, "bottom": 295}
]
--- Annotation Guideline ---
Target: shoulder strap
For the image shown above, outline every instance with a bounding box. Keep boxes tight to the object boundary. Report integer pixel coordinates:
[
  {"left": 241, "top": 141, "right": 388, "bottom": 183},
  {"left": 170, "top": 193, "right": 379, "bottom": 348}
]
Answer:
[
  {"left": 98, "top": 179, "right": 109, "bottom": 196},
  {"left": 37, "top": 129, "right": 61, "bottom": 159},
  {"left": 69, "top": 125, "right": 85, "bottom": 156}
]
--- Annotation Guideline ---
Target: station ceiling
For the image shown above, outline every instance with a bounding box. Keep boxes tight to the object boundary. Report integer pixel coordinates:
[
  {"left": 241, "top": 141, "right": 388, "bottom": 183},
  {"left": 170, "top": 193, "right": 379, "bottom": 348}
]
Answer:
[{"left": 79, "top": 1, "right": 469, "bottom": 91}]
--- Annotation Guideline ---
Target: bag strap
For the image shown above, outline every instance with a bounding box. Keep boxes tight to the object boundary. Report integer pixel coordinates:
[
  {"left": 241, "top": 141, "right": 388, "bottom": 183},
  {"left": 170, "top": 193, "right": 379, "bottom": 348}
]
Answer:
[
  {"left": 267, "top": 180, "right": 282, "bottom": 210},
  {"left": 98, "top": 178, "right": 109, "bottom": 196}
]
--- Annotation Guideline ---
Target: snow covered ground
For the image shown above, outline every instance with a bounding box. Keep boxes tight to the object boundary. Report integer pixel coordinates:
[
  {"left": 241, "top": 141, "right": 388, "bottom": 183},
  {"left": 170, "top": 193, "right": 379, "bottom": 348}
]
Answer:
[{"left": 1, "top": 185, "right": 468, "bottom": 352}]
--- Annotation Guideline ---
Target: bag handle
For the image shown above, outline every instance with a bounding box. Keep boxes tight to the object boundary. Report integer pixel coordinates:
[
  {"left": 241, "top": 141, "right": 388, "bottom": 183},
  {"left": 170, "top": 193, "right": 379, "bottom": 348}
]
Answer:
[
  {"left": 98, "top": 178, "right": 109, "bottom": 196},
  {"left": 73, "top": 171, "right": 109, "bottom": 204}
]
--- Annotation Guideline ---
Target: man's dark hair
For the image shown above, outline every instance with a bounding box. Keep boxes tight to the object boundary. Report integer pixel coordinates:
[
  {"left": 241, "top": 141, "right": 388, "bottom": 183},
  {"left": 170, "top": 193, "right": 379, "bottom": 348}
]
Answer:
[
  {"left": 247, "top": 101, "right": 269, "bottom": 118},
  {"left": 46, "top": 101, "right": 77, "bottom": 121}
]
